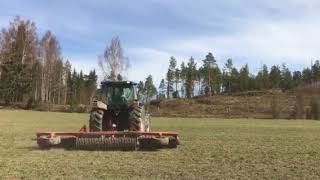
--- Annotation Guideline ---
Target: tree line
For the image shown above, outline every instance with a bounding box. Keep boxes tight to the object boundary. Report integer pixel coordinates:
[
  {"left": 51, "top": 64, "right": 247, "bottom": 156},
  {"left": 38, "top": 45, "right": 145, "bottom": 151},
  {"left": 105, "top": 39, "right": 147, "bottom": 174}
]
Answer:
[
  {"left": 160, "top": 53, "right": 320, "bottom": 98},
  {"left": 0, "top": 17, "right": 97, "bottom": 106},
  {"left": 1, "top": 16, "right": 319, "bottom": 107}
]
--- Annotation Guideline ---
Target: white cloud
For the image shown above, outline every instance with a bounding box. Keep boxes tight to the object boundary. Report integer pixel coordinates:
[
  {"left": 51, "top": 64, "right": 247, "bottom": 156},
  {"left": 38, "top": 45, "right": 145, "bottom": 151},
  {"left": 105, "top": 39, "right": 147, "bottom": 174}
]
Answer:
[
  {"left": 127, "top": 48, "right": 173, "bottom": 85},
  {"left": 125, "top": 14, "right": 320, "bottom": 84},
  {"left": 160, "top": 19, "right": 319, "bottom": 68}
]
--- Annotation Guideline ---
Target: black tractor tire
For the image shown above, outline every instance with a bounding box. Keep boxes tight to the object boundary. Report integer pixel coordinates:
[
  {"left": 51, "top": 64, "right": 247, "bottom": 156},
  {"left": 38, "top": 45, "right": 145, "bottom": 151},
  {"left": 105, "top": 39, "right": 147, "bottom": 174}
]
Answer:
[
  {"left": 129, "top": 105, "right": 143, "bottom": 131},
  {"left": 89, "top": 109, "right": 104, "bottom": 132}
]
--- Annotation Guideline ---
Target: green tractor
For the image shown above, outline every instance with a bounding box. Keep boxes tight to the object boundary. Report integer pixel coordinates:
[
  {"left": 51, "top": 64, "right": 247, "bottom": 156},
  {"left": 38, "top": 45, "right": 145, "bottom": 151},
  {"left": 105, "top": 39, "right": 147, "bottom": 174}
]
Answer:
[
  {"left": 89, "top": 81, "right": 150, "bottom": 132},
  {"left": 36, "top": 81, "right": 179, "bottom": 150}
]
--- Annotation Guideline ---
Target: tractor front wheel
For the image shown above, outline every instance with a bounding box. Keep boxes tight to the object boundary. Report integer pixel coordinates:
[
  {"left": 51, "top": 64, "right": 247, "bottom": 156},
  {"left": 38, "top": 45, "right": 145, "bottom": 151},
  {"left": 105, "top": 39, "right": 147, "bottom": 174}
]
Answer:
[
  {"left": 89, "top": 109, "right": 104, "bottom": 132},
  {"left": 129, "top": 105, "right": 143, "bottom": 131}
]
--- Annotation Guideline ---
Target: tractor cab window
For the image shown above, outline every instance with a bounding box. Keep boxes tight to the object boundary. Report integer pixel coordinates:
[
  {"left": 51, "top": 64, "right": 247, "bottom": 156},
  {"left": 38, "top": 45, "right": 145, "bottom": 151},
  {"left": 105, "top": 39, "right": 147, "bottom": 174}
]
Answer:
[{"left": 106, "top": 86, "right": 134, "bottom": 105}]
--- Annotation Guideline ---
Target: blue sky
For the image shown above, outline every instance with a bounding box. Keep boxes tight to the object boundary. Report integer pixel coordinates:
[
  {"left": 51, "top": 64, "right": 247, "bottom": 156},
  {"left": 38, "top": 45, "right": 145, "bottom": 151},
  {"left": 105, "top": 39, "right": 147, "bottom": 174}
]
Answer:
[{"left": 0, "top": 0, "right": 319, "bottom": 85}]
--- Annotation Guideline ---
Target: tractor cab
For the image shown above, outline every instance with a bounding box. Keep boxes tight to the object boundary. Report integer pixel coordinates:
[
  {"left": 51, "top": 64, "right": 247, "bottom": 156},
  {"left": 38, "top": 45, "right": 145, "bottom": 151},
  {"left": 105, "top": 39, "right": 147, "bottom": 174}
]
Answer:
[
  {"left": 101, "top": 81, "right": 138, "bottom": 109},
  {"left": 91, "top": 81, "right": 144, "bottom": 132}
]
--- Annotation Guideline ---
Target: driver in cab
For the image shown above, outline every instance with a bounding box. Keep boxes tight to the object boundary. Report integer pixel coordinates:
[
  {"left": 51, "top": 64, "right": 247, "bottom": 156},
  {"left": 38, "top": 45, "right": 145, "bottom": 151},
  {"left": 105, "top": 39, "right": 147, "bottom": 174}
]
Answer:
[{"left": 112, "top": 88, "right": 130, "bottom": 104}]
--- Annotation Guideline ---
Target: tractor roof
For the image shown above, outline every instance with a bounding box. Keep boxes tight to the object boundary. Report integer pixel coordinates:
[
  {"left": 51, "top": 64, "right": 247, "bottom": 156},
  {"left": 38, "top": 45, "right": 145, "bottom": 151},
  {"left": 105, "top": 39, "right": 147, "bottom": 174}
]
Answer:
[{"left": 101, "top": 81, "right": 137, "bottom": 86}]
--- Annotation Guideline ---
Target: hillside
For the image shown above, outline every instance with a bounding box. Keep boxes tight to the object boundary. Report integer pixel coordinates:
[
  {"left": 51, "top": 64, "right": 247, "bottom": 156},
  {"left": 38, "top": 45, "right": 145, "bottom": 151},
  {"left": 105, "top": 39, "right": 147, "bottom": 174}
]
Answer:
[{"left": 149, "top": 92, "right": 318, "bottom": 119}]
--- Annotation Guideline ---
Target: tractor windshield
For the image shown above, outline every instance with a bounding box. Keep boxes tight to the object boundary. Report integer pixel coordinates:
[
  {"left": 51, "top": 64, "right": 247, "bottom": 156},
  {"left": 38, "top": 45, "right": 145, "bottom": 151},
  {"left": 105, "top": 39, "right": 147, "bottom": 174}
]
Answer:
[{"left": 106, "top": 85, "right": 134, "bottom": 105}]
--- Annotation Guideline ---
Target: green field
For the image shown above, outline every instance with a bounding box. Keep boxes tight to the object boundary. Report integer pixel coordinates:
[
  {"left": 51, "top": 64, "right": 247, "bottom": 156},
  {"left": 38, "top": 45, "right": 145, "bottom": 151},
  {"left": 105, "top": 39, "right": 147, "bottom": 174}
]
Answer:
[{"left": 1, "top": 110, "right": 320, "bottom": 179}]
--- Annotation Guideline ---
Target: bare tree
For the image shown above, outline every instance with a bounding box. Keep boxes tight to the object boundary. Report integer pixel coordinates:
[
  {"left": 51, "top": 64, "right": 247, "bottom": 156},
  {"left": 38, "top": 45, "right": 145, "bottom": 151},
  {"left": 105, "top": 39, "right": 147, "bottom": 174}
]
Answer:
[
  {"left": 0, "top": 16, "right": 38, "bottom": 65},
  {"left": 98, "top": 37, "right": 129, "bottom": 81},
  {"left": 0, "top": 16, "right": 38, "bottom": 103},
  {"left": 63, "top": 60, "right": 71, "bottom": 104},
  {"left": 39, "top": 31, "right": 61, "bottom": 103}
]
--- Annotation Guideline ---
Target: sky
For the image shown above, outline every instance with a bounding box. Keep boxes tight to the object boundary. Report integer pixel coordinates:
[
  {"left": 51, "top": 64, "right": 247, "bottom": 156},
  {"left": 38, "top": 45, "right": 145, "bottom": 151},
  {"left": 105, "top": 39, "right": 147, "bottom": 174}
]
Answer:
[{"left": 0, "top": 0, "right": 319, "bottom": 85}]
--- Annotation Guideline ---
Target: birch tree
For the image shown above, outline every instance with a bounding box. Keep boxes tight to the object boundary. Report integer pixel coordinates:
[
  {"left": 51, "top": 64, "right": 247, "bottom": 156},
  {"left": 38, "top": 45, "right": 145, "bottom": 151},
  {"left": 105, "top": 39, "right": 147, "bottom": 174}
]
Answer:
[{"left": 98, "top": 37, "right": 129, "bottom": 81}]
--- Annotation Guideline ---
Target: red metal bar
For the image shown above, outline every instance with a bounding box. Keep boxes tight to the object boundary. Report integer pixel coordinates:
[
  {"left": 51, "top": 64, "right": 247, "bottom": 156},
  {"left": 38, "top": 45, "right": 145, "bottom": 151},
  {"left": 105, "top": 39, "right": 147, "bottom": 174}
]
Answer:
[{"left": 37, "top": 131, "right": 178, "bottom": 138}]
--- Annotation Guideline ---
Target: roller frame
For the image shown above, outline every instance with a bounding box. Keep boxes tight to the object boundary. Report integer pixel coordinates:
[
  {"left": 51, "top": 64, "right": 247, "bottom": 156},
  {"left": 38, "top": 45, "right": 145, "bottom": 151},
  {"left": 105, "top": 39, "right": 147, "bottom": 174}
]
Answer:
[{"left": 36, "top": 126, "right": 179, "bottom": 150}]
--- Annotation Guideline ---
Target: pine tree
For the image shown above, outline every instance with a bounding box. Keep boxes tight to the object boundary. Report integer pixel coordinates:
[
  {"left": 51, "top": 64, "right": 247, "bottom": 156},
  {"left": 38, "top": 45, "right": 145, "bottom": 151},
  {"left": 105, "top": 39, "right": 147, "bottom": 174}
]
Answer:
[
  {"left": 302, "top": 68, "right": 312, "bottom": 85},
  {"left": 180, "top": 62, "right": 187, "bottom": 97},
  {"left": 78, "top": 71, "right": 85, "bottom": 104},
  {"left": 230, "top": 67, "right": 240, "bottom": 93},
  {"left": 70, "top": 69, "right": 78, "bottom": 106},
  {"left": 64, "top": 60, "right": 72, "bottom": 104},
  {"left": 0, "top": 16, "right": 37, "bottom": 103},
  {"left": 212, "top": 66, "right": 222, "bottom": 94},
  {"left": 158, "top": 79, "right": 166, "bottom": 99},
  {"left": 280, "top": 64, "right": 293, "bottom": 91},
  {"left": 292, "top": 71, "right": 302, "bottom": 88},
  {"left": 173, "top": 68, "right": 180, "bottom": 98},
  {"left": 223, "top": 59, "right": 233, "bottom": 94},
  {"left": 202, "top": 52, "right": 216, "bottom": 96},
  {"left": 0, "top": 61, "right": 32, "bottom": 103},
  {"left": 256, "top": 64, "right": 269, "bottom": 90},
  {"left": 197, "top": 67, "right": 204, "bottom": 95},
  {"left": 262, "top": 64, "right": 270, "bottom": 89},
  {"left": 144, "top": 75, "right": 157, "bottom": 103},
  {"left": 311, "top": 60, "right": 320, "bottom": 83},
  {"left": 239, "top": 64, "right": 250, "bottom": 92},
  {"left": 166, "top": 56, "right": 176, "bottom": 98},
  {"left": 185, "top": 57, "right": 197, "bottom": 98},
  {"left": 269, "top": 65, "right": 281, "bottom": 89}
]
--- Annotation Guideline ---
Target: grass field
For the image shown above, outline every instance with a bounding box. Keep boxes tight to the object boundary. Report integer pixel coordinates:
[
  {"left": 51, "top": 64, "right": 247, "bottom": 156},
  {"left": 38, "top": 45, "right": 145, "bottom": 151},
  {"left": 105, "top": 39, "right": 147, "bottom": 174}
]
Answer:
[{"left": 1, "top": 110, "right": 320, "bottom": 179}]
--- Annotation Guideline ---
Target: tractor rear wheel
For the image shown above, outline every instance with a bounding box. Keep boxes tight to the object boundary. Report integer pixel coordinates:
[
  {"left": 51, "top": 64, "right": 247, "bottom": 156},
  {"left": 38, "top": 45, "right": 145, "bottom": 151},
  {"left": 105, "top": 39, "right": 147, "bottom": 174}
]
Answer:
[
  {"left": 129, "top": 105, "right": 143, "bottom": 131},
  {"left": 89, "top": 109, "right": 104, "bottom": 132}
]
